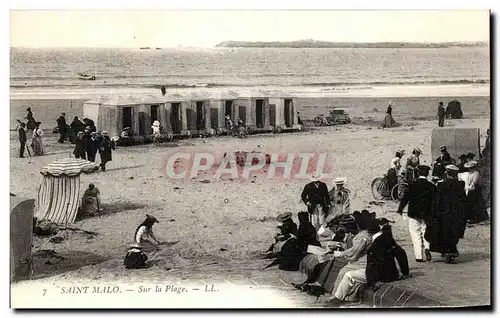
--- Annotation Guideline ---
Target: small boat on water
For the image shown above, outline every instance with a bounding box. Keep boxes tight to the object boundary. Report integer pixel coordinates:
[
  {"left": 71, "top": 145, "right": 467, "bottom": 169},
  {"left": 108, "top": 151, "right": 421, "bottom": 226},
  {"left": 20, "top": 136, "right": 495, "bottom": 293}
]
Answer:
[{"left": 77, "top": 72, "right": 96, "bottom": 80}]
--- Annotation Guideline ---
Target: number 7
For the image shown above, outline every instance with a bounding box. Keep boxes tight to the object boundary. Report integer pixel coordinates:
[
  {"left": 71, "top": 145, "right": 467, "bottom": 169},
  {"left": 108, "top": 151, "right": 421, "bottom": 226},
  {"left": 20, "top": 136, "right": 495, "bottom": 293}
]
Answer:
[{"left": 43, "top": 289, "right": 47, "bottom": 296}]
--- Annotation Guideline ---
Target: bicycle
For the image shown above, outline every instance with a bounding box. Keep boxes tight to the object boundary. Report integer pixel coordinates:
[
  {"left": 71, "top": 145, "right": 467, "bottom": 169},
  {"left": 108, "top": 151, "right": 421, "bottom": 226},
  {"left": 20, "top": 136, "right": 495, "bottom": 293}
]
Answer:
[
  {"left": 371, "top": 174, "right": 391, "bottom": 200},
  {"left": 371, "top": 173, "right": 409, "bottom": 202}
]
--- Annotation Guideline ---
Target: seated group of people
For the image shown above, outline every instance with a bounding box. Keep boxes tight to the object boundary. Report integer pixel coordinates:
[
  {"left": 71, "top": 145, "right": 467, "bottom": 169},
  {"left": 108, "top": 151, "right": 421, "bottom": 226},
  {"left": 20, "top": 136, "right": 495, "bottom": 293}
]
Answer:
[{"left": 264, "top": 208, "right": 410, "bottom": 307}]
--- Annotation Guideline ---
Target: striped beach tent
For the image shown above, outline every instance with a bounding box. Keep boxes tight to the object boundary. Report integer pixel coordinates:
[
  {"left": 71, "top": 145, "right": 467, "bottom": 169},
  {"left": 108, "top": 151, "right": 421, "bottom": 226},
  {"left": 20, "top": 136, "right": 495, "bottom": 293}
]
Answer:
[{"left": 35, "top": 158, "right": 99, "bottom": 224}]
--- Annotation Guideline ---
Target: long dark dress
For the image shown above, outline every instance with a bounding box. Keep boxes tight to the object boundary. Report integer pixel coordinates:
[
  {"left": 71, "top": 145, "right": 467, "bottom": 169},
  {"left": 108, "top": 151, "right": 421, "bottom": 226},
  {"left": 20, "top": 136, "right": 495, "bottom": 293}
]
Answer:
[
  {"left": 425, "top": 178, "right": 467, "bottom": 256},
  {"left": 98, "top": 136, "right": 115, "bottom": 171},
  {"left": 366, "top": 225, "right": 409, "bottom": 287},
  {"left": 464, "top": 185, "right": 489, "bottom": 223},
  {"left": 26, "top": 111, "right": 36, "bottom": 131},
  {"left": 73, "top": 137, "right": 86, "bottom": 159},
  {"left": 296, "top": 212, "right": 321, "bottom": 253},
  {"left": 432, "top": 152, "right": 453, "bottom": 178},
  {"left": 70, "top": 119, "right": 86, "bottom": 143},
  {"left": 84, "top": 134, "right": 98, "bottom": 162}
]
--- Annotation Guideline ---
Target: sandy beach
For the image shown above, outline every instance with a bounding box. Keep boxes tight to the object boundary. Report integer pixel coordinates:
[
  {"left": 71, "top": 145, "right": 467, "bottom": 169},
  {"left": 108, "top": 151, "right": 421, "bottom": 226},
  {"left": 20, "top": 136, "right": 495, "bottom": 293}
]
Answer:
[
  {"left": 9, "top": 111, "right": 491, "bottom": 286},
  {"left": 10, "top": 95, "right": 491, "bottom": 130}
]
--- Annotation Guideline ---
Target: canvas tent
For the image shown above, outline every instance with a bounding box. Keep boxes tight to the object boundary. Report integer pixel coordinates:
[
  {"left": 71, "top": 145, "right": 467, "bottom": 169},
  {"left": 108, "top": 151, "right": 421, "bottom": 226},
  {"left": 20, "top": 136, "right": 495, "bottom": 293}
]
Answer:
[
  {"left": 35, "top": 158, "right": 99, "bottom": 224},
  {"left": 10, "top": 196, "right": 35, "bottom": 282},
  {"left": 431, "top": 128, "right": 480, "bottom": 162}
]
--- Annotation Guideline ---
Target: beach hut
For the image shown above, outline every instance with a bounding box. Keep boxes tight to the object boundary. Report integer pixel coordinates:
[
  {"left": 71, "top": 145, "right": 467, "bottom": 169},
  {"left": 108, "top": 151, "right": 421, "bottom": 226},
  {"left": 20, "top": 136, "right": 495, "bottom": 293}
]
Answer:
[
  {"left": 163, "top": 93, "right": 191, "bottom": 137},
  {"left": 207, "top": 90, "right": 241, "bottom": 132},
  {"left": 430, "top": 127, "right": 480, "bottom": 162},
  {"left": 35, "top": 158, "right": 99, "bottom": 225},
  {"left": 268, "top": 91, "right": 301, "bottom": 132},
  {"left": 184, "top": 92, "right": 213, "bottom": 135},
  {"left": 82, "top": 94, "right": 166, "bottom": 138},
  {"left": 235, "top": 91, "right": 273, "bottom": 133},
  {"left": 10, "top": 196, "right": 35, "bottom": 282}
]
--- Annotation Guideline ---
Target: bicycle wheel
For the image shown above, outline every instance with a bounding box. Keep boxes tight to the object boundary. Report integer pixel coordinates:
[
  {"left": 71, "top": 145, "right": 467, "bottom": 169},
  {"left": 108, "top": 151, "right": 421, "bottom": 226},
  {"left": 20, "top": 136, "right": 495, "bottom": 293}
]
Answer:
[
  {"left": 391, "top": 182, "right": 409, "bottom": 202},
  {"left": 371, "top": 177, "right": 387, "bottom": 200}
]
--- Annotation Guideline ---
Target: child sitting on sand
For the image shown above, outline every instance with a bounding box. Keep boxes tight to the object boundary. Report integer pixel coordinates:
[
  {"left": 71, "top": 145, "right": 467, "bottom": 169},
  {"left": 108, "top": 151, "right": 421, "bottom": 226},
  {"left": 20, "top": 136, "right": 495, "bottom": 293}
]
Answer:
[{"left": 123, "top": 243, "right": 148, "bottom": 269}]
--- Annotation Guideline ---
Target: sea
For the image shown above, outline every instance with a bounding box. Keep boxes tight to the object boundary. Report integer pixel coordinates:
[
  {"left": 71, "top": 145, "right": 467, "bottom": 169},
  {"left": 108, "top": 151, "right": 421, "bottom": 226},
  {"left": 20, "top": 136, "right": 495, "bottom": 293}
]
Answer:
[{"left": 10, "top": 47, "right": 490, "bottom": 100}]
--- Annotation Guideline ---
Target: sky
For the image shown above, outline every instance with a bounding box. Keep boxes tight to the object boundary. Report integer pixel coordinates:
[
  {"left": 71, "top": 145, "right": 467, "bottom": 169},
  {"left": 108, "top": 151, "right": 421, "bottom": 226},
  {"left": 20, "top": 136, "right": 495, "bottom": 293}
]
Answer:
[{"left": 10, "top": 10, "right": 490, "bottom": 48}]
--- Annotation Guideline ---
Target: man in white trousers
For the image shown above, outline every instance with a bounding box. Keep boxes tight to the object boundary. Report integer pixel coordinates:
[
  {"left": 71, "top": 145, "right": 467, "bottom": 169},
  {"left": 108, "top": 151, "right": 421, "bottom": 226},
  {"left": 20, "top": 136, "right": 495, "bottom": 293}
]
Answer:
[
  {"left": 397, "top": 165, "right": 435, "bottom": 262},
  {"left": 301, "top": 173, "right": 331, "bottom": 232}
]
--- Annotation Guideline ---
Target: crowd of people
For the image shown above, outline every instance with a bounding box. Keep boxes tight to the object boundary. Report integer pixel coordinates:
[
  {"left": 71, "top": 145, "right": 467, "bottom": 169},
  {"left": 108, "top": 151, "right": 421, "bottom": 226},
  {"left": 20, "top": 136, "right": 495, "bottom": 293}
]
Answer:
[
  {"left": 262, "top": 142, "right": 489, "bottom": 307},
  {"left": 16, "top": 108, "right": 115, "bottom": 172}
]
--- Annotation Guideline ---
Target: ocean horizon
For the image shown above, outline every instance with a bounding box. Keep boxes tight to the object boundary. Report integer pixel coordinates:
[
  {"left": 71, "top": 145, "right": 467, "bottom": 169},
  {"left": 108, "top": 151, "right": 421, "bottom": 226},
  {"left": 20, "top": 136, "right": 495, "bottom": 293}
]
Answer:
[{"left": 10, "top": 46, "right": 489, "bottom": 100}]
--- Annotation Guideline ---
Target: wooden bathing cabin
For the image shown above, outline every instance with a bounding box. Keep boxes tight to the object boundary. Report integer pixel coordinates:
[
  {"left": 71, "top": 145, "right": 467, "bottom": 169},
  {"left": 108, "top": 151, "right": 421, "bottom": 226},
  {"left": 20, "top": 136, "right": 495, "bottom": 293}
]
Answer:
[
  {"left": 83, "top": 91, "right": 301, "bottom": 141},
  {"left": 82, "top": 95, "right": 168, "bottom": 139},
  {"left": 268, "top": 91, "right": 301, "bottom": 132},
  {"left": 233, "top": 91, "right": 273, "bottom": 133}
]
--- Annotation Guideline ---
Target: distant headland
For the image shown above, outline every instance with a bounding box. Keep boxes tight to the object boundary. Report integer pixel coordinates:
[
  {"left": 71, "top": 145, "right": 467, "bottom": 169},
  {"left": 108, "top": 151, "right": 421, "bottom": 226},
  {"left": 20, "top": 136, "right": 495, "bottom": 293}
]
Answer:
[{"left": 215, "top": 40, "right": 488, "bottom": 48}]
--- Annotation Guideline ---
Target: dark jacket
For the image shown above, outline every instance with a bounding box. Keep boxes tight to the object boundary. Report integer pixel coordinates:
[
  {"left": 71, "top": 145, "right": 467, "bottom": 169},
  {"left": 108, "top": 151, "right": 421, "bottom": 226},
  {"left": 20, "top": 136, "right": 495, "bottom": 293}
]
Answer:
[
  {"left": 296, "top": 212, "right": 321, "bottom": 252},
  {"left": 397, "top": 177, "right": 436, "bottom": 219},
  {"left": 366, "top": 225, "right": 409, "bottom": 287},
  {"left": 432, "top": 152, "right": 454, "bottom": 178},
  {"left": 301, "top": 181, "right": 331, "bottom": 212},
  {"left": 70, "top": 118, "right": 86, "bottom": 133},
  {"left": 57, "top": 116, "right": 67, "bottom": 130},
  {"left": 18, "top": 127, "right": 27, "bottom": 143},
  {"left": 73, "top": 137, "right": 86, "bottom": 159},
  {"left": 386, "top": 105, "right": 392, "bottom": 115},
  {"left": 98, "top": 136, "right": 115, "bottom": 163},
  {"left": 425, "top": 178, "right": 467, "bottom": 251},
  {"left": 438, "top": 105, "right": 446, "bottom": 117}
]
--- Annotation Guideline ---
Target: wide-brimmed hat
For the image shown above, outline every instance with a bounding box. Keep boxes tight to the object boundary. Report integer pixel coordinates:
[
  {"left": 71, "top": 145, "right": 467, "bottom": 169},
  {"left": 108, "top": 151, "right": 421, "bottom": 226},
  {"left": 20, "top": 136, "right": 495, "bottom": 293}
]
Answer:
[
  {"left": 445, "top": 164, "right": 459, "bottom": 172},
  {"left": 439, "top": 145, "right": 447, "bottom": 151},
  {"left": 366, "top": 218, "right": 381, "bottom": 234},
  {"left": 153, "top": 120, "right": 160, "bottom": 126},
  {"left": 334, "top": 177, "right": 347, "bottom": 185},
  {"left": 310, "top": 172, "right": 322, "bottom": 182},
  {"left": 101, "top": 130, "right": 108, "bottom": 135},
  {"left": 464, "top": 160, "right": 478, "bottom": 169},
  {"left": 412, "top": 148, "right": 422, "bottom": 154},
  {"left": 123, "top": 127, "right": 131, "bottom": 131},
  {"left": 389, "top": 101, "right": 394, "bottom": 106},
  {"left": 378, "top": 218, "right": 394, "bottom": 226},
  {"left": 145, "top": 214, "right": 159, "bottom": 223},
  {"left": 277, "top": 212, "right": 292, "bottom": 223}
]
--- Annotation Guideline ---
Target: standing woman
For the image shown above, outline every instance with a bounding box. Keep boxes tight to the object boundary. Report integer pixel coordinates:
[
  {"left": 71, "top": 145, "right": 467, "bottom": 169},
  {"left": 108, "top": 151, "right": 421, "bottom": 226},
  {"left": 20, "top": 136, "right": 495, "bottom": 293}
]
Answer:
[
  {"left": 73, "top": 131, "right": 87, "bottom": 159},
  {"left": 382, "top": 101, "right": 397, "bottom": 128},
  {"left": 462, "top": 161, "right": 489, "bottom": 224},
  {"left": 31, "top": 121, "right": 44, "bottom": 156},
  {"left": 98, "top": 130, "right": 115, "bottom": 171},
  {"left": 25, "top": 107, "right": 36, "bottom": 132},
  {"left": 405, "top": 148, "right": 422, "bottom": 182},
  {"left": 387, "top": 151, "right": 404, "bottom": 190}
]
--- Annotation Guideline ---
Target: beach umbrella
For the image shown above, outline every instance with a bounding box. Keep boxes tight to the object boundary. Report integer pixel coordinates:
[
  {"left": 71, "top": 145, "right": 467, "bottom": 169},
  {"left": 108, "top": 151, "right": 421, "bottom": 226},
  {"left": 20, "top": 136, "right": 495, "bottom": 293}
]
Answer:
[{"left": 35, "top": 158, "right": 99, "bottom": 225}]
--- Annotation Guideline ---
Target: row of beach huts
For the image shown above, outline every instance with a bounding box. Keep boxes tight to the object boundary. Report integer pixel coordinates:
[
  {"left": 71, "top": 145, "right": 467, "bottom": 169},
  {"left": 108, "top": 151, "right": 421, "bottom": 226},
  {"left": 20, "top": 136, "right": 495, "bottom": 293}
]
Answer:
[{"left": 82, "top": 90, "right": 301, "bottom": 139}]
